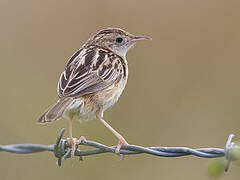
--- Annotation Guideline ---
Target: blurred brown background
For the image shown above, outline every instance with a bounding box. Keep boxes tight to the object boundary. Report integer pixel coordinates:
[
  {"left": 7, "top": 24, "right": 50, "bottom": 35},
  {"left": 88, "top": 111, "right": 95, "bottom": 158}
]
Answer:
[{"left": 0, "top": 0, "right": 240, "bottom": 179}]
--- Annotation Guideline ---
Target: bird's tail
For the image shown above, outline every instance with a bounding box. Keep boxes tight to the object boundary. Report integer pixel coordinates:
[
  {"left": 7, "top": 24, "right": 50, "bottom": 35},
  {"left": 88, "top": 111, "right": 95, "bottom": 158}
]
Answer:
[{"left": 38, "top": 97, "right": 74, "bottom": 123}]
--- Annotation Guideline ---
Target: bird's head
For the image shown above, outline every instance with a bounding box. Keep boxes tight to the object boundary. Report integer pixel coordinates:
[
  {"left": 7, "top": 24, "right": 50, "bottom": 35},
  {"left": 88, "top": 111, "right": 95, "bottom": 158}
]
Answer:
[{"left": 86, "top": 28, "right": 151, "bottom": 58}]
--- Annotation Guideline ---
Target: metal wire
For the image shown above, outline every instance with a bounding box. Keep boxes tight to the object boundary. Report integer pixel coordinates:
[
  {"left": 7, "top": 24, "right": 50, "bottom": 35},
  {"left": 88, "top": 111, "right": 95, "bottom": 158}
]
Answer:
[{"left": 0, "top": 128, "right": 237, "bottom": 170}]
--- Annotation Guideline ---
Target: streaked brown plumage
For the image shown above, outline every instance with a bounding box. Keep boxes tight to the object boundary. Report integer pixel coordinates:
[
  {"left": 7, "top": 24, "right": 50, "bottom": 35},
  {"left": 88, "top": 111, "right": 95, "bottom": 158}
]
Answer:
[{"left": 38, "top": 28, "right": 150, "bottom": 155}]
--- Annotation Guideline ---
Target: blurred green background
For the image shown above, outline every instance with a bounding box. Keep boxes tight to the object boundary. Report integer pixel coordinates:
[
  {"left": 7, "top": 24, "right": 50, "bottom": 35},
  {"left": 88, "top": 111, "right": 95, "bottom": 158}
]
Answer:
[{"left": 1, "top": 0, "right": 240, "bottom": 179}]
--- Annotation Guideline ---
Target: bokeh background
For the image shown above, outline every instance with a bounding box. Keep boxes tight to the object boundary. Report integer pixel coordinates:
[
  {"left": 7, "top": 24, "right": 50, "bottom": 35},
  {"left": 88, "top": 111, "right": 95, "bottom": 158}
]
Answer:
[{"left": 1, "top": 0, "right": 240, "bottom": 179}]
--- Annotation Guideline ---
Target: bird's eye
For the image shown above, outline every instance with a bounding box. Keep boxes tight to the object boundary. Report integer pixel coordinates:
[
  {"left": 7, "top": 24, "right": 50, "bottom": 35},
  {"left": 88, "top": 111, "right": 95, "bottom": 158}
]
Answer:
[{"left": 116, "top": 37, "right": 123, "bottom": 43}]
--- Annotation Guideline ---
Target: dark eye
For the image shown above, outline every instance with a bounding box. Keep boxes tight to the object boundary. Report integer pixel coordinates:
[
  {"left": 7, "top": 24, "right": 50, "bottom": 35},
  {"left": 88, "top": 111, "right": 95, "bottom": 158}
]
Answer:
[{"left": 116, "top": 37, "right": 123, "bottom": 43}]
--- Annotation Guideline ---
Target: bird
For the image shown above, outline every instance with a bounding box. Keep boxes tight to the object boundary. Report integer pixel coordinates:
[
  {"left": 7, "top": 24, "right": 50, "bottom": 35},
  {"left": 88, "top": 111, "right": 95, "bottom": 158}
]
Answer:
[{"left": 38, "top": 27, "right": 151, "bottom": 156}]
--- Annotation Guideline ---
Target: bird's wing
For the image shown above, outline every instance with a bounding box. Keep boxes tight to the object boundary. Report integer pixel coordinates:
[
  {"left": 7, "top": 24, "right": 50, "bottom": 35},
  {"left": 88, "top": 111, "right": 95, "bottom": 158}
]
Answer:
[{"left": 57, "top": 47, "right": 125, "bottom": 98}]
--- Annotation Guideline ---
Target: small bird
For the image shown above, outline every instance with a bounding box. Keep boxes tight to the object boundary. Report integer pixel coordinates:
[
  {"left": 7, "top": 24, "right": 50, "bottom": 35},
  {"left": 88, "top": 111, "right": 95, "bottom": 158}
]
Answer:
[{"left": 38, "top": 28, "right": 150, "bottom": 156}]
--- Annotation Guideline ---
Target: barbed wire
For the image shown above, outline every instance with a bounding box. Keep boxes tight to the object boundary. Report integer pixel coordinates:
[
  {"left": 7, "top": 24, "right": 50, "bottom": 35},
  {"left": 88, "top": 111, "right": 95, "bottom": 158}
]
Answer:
[{"left": 0, "top": 128, "right": 238, "bottom": 171}]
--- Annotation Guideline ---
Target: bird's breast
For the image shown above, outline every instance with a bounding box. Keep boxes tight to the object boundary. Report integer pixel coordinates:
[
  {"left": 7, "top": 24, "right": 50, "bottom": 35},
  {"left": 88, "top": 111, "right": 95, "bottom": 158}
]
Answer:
[{"left": 85, "top": 77, "right": 127, "bottom": 112}]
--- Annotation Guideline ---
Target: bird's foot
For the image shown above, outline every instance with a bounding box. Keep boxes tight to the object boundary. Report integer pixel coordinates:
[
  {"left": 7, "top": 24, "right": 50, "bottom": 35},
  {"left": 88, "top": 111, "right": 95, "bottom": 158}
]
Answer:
[
  {"left": 115, "top": 137, "right": 128, "bottom": 159},
  {"left": 69, "top": 136, "right": 86, "bottom": 157}
]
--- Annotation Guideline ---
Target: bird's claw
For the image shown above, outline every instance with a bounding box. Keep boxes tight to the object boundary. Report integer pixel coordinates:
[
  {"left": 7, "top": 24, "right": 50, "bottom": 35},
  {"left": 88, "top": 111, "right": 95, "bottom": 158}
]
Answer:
[
  {"left": 115, "top": 138, "right": 128, "bottom": 159},
  {"left": 69, "top": 136, "right": 86, "bottom": 158}
]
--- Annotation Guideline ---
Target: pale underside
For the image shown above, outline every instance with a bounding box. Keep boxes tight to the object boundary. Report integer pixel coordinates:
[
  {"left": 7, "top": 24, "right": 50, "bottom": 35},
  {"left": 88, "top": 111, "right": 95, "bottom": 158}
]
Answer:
[{"left": 63, "top": 77, "right": 127, "bottom": 123}]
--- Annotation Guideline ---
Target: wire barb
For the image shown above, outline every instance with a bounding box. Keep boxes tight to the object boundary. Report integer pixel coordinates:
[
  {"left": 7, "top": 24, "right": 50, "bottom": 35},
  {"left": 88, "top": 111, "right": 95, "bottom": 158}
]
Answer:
[
  {"left": 0, "top": 128, "right": 239, "bottom": 171},
  {"left": 224, "top": 134, "right": 235, "bottom": 172}
]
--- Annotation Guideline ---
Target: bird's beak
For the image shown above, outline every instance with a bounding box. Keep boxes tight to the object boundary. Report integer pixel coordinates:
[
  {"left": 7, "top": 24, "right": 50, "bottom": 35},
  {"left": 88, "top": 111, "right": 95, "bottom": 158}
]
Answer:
[{"left": 131, "top": 36, "right": 152, "bottom": 42}]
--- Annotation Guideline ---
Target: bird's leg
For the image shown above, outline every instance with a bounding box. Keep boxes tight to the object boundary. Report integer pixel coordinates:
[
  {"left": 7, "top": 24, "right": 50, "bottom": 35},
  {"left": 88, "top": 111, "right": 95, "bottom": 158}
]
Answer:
[
  {"left": 68, "top": 117, "right": 76, "bottom": 157},
  {"left": 68, "top": 117, "right": 86, "bottom": 157},
  {"left": 69, "top": 117, "right": 73, "bottom": 141},
  {"left": 96, "top": 110, "right": 128, "bottom": 155}
]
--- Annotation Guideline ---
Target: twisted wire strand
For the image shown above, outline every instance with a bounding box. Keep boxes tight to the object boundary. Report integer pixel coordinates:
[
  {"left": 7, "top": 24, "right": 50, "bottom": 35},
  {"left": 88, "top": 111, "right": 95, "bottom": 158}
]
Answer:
[{"left": 0, "top": 128, "right": 236, "bottom": 170}]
